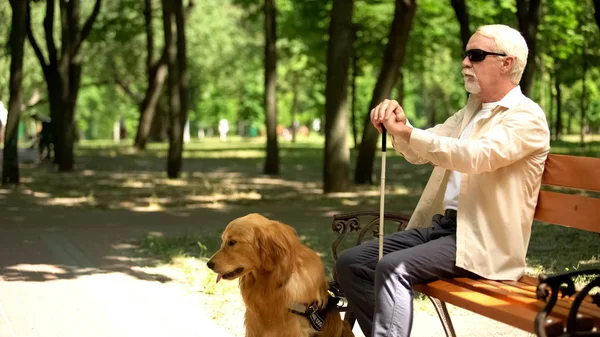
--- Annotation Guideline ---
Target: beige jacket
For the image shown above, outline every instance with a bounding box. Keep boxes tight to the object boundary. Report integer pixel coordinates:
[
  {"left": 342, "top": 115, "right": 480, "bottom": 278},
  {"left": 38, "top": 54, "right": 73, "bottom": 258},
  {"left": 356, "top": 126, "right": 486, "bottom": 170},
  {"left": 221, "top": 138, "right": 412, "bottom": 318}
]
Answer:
[{"left": 392, "top": 86, "right": 550, "bottom": 280}]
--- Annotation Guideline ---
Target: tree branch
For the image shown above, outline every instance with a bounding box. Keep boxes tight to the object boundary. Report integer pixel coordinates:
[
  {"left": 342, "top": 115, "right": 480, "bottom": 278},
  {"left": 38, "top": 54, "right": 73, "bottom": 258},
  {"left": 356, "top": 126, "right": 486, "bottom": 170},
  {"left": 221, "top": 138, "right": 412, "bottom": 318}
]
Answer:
[
  {"left": 44, "top": 0, "right": 58, "bottom": 65},
  {"left": 59, "top": 0, "right": 70, "bottom": 61},
  {"left": 26, "top": 1, "right": 48, "bottom": 72},
  {"left": 80, "top": 80, "right": 112, "bottom": 88},
  {"left": 184, "top": 0, "right": 194, "bottom": 21},
  {"left": 115, "top": 77, "right": 142, "bottom": 103},
  {"left": 21, "top": 89, "right": 48, "bottom": 111},
  {"left": 77, "top": 0, "right": 102, "bottom": 51}
]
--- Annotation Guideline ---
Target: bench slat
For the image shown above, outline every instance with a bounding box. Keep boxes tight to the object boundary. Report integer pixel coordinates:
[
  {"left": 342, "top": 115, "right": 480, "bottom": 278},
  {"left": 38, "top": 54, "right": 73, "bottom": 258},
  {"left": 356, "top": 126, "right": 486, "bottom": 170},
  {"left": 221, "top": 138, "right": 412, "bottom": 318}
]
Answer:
[
  {"left": 453, "top": 278, "right": 600, "bottom": 322},
  {"left": 413, "top": 281, "right": 548, "bottom": 333},
  {"left": 542, "top": 154, "right": 600, "bottom": 192},
  {"left": 479, "top": 279, "right": 600, "bottom": 319},
  {"left": 534, "top": 190, "right": 600, "bottom": 233},
  {"left": 483, "top": 278, "right": 597, "bottom": 305}
]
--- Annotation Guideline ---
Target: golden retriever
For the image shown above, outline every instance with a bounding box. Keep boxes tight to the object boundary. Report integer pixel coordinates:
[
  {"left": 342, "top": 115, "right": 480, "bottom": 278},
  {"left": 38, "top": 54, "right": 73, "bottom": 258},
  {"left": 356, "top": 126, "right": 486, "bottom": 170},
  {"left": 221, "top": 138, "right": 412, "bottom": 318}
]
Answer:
[{"left": 207, "top": 213, "right": 354, "bottom": 337}]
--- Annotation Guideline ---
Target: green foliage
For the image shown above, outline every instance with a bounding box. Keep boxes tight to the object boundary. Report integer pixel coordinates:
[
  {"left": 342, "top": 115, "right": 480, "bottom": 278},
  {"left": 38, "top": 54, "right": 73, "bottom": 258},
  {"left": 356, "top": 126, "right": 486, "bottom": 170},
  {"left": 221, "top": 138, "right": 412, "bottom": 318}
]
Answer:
[{"left": 2, "top": 0, "right": 600, "bottom": 140}]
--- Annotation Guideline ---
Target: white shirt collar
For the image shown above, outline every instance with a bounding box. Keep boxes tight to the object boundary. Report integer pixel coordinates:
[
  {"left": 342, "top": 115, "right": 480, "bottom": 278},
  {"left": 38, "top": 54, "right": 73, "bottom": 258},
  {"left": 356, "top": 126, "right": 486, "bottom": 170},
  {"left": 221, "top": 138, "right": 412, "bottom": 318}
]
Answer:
[{"left": 496, "top": 85, "right": 525, "bottom": 109}]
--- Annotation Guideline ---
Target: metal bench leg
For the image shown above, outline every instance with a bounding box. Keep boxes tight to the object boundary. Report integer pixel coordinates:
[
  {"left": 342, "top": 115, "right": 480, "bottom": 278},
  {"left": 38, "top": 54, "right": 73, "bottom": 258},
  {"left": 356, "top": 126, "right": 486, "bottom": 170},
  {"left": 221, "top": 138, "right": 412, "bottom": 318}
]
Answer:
[{"left": 428, "top": 296, "right": 457, "bottom": 337}]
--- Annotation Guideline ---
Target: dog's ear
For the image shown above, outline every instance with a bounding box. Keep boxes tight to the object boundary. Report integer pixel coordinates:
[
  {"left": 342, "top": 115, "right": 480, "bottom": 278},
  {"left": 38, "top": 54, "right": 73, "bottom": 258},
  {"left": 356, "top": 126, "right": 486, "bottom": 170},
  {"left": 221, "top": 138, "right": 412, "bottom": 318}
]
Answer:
[{"left": 256, "top": 221, "right": 298, "bottom": 272}]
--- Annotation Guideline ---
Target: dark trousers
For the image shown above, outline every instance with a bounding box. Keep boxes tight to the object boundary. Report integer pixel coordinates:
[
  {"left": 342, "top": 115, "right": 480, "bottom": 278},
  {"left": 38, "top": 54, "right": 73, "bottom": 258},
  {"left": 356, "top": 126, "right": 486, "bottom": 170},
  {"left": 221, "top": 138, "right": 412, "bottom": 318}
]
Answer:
[{"left": 335, "top": 211, "right": 477, "bottom": 337}]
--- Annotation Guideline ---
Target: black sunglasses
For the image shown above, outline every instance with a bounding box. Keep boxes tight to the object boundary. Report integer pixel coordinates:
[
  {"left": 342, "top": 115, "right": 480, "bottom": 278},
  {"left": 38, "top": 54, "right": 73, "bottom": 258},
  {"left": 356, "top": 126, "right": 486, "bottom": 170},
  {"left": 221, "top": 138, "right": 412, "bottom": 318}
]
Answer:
[{"left": 464, "top": 49, "right": 506, "bottom": 62}]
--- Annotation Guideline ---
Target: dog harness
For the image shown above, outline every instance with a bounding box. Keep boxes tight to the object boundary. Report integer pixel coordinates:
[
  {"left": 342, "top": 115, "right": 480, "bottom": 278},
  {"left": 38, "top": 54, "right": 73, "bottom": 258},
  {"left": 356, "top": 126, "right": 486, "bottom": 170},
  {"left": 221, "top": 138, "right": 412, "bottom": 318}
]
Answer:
[{"left": 288, "top": 296, "right": 341, "bottom": 331}]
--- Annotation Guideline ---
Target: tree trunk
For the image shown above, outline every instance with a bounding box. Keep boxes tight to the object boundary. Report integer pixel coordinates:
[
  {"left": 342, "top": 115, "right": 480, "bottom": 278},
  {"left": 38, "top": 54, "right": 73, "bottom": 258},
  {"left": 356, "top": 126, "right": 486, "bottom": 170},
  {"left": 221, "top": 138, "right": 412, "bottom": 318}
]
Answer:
[
  {"left": 27, "top": 0, "right": 102, "bottom": 172},
  {"left": 263, "top": 0, "right": 279, "bottom": 175},
  {"left": 323, "top": 0, "right": 354, "bottom": 193},
  {"left": 350, "top": 24, "right": 359, "bottom": 149},
  {"left": 354, "top": 0, "right": 416, "bottom": 185},
  {"left": 555, "top": 72, "right": 562, "bottom": 140},
  {"left": 134, "top": 0, "right": 194, "bottom": 151},
  {"left": 163, "top": 0, "right": 189, "bottom": 179},
  {"left": 516, "top": 0, "right": 541, "bottom": 97},
  {"left": 395, "top": 69, "right": 404, "bottom": 105},
  {"left": 2, "top": 0, "right": 27, "bottom": 185},
  {"left": 134, "top": 0, "right": 168, "bottom": 151},
  {"left": 450, "top": 0, "right": 471, "bottom": 50},
  {"left": 150, "top": 98, "right": 168, "bottom": 141}
]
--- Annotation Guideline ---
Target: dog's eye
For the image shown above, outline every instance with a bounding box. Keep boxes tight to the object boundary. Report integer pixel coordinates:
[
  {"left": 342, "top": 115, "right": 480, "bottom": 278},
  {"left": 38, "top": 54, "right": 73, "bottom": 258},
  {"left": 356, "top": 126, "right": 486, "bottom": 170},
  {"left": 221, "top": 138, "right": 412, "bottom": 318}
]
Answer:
[{"left": 228, "top": 240, "right": 237, "bottom": 246}]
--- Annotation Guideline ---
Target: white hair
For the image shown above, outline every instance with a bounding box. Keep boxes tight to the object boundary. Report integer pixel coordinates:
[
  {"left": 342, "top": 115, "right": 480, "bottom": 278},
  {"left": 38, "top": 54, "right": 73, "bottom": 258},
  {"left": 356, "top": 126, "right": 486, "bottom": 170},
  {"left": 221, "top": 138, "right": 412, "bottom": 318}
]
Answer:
[{"left": 475, "top": 24, "right": 528, "bottom": 84}]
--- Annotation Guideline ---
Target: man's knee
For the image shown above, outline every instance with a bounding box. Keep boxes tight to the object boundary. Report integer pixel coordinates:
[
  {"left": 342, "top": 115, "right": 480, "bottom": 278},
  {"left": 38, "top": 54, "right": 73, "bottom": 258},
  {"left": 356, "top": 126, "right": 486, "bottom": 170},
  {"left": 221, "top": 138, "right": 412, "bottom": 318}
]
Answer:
[
  {"left": 375, "top": 253, "right": 413, "bottom": 284},
  {"left": 335, "top": 248, "right": 355, "bottom": 279}
]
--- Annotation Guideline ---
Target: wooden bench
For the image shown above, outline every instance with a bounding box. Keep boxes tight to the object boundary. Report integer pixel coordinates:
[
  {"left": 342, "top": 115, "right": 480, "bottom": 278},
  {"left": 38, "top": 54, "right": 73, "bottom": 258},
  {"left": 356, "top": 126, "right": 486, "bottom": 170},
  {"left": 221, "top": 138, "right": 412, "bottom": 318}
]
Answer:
[{"left": 330, "top": 154, "right": 600, "bottom": 337}]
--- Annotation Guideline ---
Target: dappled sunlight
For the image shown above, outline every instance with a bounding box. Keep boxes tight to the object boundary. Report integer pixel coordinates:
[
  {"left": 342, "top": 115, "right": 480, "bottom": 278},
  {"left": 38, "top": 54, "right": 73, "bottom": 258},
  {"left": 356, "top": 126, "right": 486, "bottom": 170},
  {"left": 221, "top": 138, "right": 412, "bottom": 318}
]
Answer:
[
  {"left": 184, "top": 201, "right": 227, "bottom": 210},
  {"left": 4, "top": 140, "right": 433, "bottom": 214},
  {"left": 186, "top": 192, "right": 262, "bottom": 202},
  {"left": 248, "top": 177, "right": 318, "bottom": 187},
  {"left": 131, "top": 204, "right": 165, "bottom": 212},
  {"left": 165, "top": 179, "right": 188, "bottom": 187},
  {"left": 1, "top": 262, "right": 178, "bottom": 285},
  {"left": 111, "top": 242, "right": 139, "bottom": 250},
  {"left": 579, "top": 256, "right": 600, "bottom": 266},
  {"left": 41, "top": 196, "right": 96, "bottom": 207},
  {"left": 81, "top": 169, "right": 96, "bottom": 176},
  {"left": 8, "top": 263, "right": 68, "bottom": 274},
  {"left": 3, "top": 264, "right": 104, "bottom": 282},
  {"left": 122, "top": 180, "right": 154, "bottom": 188}
]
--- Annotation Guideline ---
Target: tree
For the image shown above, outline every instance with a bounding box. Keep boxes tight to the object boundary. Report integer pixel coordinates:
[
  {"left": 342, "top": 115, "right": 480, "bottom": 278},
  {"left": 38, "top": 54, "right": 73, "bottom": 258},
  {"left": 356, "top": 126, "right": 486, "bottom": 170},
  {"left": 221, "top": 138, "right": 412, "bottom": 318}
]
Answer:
[
  {"left": 323, "top": 0, "right": 354, "bottom": 193},
  {"left": 133, "top": 0, "right": 194, "bottom": 150},
  {"left": 134, "top": 0, "right": 168, "bottom": 151},
  {"left": 354, "top": 0, "right": 417, "bottom": 185},
  {"left": 451, "top": 0, "right": 471, "bottom": 50},
  {"left": 263, "top": 0, "right": 279, "bottom": 175},
  {"left": 162, "top": 0, "right": 190, "bottom": 178},
  {"left": 516, "top": 0, "right": 541, "bottom": 97},
  {"left": 27, "top": 0, "right": 102, "bottom": 172},
  {"left": 2, "top": 0, "right": 27, "bottom": 185}
]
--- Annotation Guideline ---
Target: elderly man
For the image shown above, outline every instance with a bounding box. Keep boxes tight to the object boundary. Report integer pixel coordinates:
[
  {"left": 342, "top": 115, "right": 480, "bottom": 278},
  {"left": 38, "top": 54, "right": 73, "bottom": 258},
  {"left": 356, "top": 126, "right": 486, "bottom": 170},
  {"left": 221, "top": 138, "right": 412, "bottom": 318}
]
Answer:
[{"left": 335, "top": 24, "right": 550, "bottom": 337}]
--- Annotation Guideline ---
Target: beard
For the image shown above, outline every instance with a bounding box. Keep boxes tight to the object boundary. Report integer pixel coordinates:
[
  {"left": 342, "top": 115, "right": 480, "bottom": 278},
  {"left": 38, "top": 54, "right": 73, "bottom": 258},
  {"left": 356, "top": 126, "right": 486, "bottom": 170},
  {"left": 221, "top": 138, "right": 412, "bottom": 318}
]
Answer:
[{"left": 463, "top": 70, "right": 481, "bottom": 94}]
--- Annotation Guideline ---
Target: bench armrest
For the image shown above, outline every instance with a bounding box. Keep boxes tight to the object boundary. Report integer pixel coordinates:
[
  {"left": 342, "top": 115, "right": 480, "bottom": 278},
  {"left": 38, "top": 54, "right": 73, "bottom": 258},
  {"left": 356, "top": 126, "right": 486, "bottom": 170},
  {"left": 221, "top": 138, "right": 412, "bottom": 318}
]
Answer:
[
  {"left": 535, "top": 269, "right": 600, "bottom": 336},
  {"left": 331, "top": 211, "right": 411, "bottom": 261}
]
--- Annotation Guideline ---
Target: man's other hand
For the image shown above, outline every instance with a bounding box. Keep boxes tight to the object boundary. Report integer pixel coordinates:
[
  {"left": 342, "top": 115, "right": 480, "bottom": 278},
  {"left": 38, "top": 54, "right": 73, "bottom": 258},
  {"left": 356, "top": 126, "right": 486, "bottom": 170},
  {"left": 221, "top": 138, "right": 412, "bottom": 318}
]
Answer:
[
  {"left": 382, "top": 113, "right": 413, "bottom": 143},
  {"left": 370, "top": 99, "right": 406, "bottom": 133}
]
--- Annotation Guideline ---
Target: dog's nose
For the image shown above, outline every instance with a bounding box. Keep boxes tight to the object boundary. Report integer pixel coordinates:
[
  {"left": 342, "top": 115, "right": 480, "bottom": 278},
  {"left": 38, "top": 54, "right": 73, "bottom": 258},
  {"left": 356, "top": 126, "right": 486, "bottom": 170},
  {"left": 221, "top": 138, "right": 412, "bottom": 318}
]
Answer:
[{"left": 206, "top": 260, "right": 215, "bottom": 270}]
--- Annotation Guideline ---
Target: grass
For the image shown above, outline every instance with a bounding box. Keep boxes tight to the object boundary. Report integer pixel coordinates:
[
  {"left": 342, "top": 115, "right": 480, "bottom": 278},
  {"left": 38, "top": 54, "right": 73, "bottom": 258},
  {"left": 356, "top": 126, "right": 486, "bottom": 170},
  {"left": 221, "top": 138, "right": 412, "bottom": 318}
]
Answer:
[
  {"left": 5, "top": 133, "right": 600, "bottom": 336},
  {"left": 7, "top": 135, "right": 427, "bottom": 213}
]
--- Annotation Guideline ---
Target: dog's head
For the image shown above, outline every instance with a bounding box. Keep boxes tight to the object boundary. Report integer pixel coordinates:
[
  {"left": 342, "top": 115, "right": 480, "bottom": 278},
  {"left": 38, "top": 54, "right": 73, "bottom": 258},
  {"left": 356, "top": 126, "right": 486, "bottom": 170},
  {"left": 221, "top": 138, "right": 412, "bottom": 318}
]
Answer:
[{"left": 206, "top": 213, "right": 298, "bottom": 283}]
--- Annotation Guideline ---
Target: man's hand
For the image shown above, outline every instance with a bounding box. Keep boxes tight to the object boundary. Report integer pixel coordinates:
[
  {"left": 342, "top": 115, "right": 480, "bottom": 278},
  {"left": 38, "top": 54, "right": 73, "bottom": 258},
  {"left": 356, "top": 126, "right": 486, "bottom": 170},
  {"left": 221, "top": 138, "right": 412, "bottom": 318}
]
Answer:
[
  {"left": 370, "top": 99, "right": 406, "bottom": 133},
  {"left": 382, "top": 115, "right": 412, "bottom": 143}
]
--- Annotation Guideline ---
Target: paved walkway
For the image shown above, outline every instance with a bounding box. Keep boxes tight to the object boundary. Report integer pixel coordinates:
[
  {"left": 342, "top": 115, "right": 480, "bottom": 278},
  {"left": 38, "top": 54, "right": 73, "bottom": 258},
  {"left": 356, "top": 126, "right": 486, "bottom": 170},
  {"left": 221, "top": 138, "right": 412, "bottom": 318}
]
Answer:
[{"left": 0, "top": 204, "right": 252, "bottom": 337}]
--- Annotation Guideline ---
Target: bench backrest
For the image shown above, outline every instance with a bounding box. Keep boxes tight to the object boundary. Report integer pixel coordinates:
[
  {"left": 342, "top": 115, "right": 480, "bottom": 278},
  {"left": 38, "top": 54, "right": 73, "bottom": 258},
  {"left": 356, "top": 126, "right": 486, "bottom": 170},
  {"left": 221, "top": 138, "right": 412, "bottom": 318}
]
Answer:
[{"left": 534, "top": 154, "right": 600, "bottom": 233}]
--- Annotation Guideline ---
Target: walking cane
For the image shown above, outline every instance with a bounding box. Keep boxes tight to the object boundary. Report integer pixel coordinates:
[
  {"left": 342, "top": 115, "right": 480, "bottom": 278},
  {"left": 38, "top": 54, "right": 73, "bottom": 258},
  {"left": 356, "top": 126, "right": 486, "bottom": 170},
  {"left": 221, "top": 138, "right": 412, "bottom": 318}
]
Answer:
[{"left": 379, "top": 126, "right": 387, "bottom": 261}]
